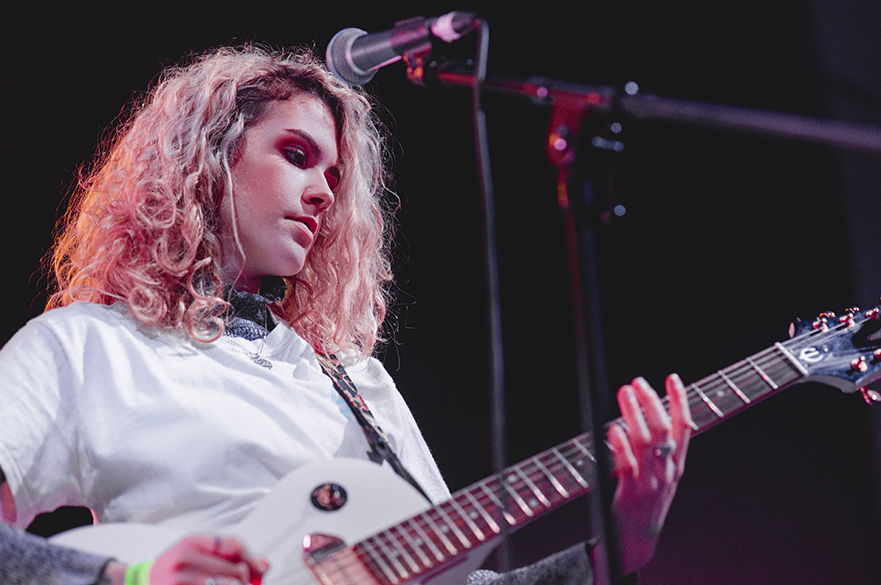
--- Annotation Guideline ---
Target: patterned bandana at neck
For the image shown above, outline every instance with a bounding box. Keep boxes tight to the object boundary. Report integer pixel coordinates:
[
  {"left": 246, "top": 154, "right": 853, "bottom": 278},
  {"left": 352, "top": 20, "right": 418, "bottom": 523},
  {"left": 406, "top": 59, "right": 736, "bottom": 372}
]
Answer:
[{"left": 223, "top": 276, "right": 288, "bottom": 341}]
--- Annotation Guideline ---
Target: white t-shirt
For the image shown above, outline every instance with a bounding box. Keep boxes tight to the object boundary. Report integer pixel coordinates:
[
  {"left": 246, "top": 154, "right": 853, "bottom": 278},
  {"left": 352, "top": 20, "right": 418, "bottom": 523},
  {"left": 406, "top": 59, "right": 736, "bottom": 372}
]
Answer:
[{"left": 0, "top": 302, "right": 449, "bottom": 530}]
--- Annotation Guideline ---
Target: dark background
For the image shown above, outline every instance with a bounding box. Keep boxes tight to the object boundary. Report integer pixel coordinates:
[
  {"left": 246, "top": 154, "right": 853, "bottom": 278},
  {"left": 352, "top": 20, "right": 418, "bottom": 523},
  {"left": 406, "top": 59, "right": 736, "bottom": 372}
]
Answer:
[{"left": 5, "top": 1, "right": 881, "bottom": 583}]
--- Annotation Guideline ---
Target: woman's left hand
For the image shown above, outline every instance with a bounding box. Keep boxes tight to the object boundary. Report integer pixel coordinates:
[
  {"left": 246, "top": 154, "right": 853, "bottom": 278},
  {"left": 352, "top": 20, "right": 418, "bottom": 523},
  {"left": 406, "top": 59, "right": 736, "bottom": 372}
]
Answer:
[{"left": 608, "top": 373, "right": 693, "bottom": 575}]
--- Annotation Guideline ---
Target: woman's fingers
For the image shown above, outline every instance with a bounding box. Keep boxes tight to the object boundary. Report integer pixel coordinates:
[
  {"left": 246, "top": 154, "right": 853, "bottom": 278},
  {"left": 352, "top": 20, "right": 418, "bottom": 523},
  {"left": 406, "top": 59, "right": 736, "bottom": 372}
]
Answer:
[{"left": 665, "top": 373, "right": 693, "bottom": 478}]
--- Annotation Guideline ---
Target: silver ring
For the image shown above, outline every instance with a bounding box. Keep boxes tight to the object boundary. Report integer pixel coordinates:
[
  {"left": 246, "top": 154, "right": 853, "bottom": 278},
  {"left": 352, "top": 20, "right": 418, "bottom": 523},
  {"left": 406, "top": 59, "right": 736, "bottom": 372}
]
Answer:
[{"left": 653, "top": 438, "right": 676, "bottom": 457}]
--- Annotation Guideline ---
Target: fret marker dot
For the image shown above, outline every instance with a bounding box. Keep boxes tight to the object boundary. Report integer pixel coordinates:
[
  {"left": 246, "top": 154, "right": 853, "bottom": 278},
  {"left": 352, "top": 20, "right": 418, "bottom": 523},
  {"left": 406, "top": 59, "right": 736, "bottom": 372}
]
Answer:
[
  {"left": 506, "top": 475, "right": 516, "bottom": 484},
  {"left": 576, "top": 460, "right": 584, "bottom": 467},
  {"left": 528, "top": 498, "right": 539, "bottom": 508},
  {"left": 441, "top": 525, "right": 450, "bottom": 533},
  {"left": 470, "top": 511, "right": 479, "bottom": 519}
]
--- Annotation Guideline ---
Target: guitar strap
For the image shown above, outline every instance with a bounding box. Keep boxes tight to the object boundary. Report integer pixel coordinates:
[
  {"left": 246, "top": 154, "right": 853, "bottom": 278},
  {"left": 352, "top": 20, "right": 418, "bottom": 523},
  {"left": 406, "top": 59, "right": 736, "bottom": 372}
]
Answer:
[
  {"left": 222, "top": 283, "right": 430, "bottom": 503},
  {"left": 316, "top": 355, "right": 432, "bottom": 503}
]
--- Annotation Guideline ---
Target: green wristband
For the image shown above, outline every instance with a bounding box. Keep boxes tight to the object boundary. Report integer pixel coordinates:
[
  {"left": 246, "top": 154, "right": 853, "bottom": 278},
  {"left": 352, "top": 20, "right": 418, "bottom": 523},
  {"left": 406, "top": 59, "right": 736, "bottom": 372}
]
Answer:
[{"left": 124, "top": 561, "right": 153, "bottom": 585}]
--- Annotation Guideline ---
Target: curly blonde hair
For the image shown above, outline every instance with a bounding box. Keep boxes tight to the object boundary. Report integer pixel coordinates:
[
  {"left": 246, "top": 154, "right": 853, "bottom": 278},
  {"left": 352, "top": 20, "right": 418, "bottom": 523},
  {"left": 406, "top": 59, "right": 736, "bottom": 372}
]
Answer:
[{"left": 48, "top": 45, "right": 393, "bottom": 358}]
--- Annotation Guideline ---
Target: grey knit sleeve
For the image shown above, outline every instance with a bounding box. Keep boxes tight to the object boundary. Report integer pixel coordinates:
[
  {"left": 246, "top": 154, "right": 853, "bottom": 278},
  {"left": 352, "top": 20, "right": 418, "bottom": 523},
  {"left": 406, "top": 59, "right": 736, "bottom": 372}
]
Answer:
[
  {"left": 464, "top": 542, "right": 640, "bottom": 585},
  {"left": 465, "top": 543, "right": 594, "bottom": 585},
  {"left": 0, "top": 523, "right": 111, "bottom": 585}
]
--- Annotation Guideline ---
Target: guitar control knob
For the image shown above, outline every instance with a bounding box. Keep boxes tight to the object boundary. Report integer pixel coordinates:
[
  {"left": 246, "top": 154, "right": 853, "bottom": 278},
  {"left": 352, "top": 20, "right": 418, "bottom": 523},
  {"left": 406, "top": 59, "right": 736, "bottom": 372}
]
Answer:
[{"left": 851, "top": 356, "right": 869, "bottom": 373}]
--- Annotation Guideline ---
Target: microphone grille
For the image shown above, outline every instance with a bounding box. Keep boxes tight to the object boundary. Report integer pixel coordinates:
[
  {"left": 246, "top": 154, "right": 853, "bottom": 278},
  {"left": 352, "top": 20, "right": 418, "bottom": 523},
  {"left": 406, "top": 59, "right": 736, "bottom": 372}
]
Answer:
[{"left": 326, "top": 28, "right": 375, "bottom": 86}]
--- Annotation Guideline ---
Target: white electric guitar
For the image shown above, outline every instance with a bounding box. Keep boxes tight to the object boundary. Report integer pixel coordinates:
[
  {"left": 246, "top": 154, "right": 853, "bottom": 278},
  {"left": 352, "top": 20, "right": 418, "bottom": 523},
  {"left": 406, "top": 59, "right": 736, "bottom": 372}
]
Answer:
[{"left": 51, "top": 307, "right": 881, "bottom": 585}]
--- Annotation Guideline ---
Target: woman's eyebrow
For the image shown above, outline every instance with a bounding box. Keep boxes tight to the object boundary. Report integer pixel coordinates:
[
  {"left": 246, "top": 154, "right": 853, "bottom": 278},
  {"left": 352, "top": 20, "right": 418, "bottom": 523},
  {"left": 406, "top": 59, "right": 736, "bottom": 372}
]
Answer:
[{"left": 282, "top": 128, "right": 332, "bottom": 161}]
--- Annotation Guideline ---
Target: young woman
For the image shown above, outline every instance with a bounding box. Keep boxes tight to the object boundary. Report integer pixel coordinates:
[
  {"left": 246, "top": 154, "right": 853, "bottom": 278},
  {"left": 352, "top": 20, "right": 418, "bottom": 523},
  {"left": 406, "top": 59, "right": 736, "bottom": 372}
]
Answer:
[{"left": 0, "top": 46, "right": 691, "bottom": 585}]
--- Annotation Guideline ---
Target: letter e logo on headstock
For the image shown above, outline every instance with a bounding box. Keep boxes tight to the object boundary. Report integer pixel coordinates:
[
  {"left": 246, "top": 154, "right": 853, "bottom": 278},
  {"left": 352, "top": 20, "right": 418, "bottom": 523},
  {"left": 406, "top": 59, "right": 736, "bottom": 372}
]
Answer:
[{"left": 799, "top": 347, "right": 823, "bottom": 364}]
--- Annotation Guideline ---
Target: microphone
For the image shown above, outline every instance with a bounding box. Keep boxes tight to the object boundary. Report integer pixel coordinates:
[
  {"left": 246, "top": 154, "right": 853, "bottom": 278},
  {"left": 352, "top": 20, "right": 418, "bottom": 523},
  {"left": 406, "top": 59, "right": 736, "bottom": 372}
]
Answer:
[{"left": 326, "top": 11, "right": 477, "bottom": 86}]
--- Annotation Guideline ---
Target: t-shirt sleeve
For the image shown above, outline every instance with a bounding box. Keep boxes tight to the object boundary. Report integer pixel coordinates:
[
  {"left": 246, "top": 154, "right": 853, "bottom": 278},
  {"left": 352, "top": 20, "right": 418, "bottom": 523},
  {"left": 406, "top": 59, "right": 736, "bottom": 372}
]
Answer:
[{"left": 0, "top": 319, "right": 85, "bottom": 528}]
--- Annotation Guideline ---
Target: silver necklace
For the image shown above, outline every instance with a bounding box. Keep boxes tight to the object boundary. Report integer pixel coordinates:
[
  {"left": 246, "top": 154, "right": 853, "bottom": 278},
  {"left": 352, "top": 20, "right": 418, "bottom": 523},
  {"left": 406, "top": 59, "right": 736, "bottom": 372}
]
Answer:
[{"left": 223, "top": 336, "right": 273, "bottom": 369}]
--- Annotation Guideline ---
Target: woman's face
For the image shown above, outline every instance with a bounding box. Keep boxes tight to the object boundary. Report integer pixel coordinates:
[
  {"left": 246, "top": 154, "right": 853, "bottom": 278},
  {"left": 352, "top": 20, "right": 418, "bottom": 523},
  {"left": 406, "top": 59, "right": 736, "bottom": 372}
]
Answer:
[{"left": 220, "top": 94, "right": 340, "bottom": 293}]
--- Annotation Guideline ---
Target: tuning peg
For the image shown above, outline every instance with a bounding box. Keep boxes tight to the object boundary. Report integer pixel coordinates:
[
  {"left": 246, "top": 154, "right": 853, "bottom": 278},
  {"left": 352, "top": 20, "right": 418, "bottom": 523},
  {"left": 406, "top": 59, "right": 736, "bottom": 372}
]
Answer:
[
  {"left": 867, "top": 308, "right": 881, "bottom": 321},
  {"left": 851, "top": 356, "right": 869, "bottom": 373},
  {"left": 859, "top": 387, "right": 881, "bottom": 405}
]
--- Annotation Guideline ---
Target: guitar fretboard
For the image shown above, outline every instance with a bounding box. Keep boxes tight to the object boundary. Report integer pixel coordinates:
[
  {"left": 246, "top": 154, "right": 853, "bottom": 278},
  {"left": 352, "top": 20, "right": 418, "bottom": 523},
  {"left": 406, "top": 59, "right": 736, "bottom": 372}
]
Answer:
[
  {"left": 338, "top": 342, "right": 809, "bottom": 585},
  {"left": 681, "top": 342, "right": 806, "bottom": 432}
]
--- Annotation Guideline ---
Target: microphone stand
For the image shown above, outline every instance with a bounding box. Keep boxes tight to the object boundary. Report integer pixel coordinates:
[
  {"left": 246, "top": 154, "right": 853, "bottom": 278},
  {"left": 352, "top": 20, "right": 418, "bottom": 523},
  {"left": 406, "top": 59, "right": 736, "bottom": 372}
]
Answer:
[
  {"left": 545, "top": 95, "right": 621, "bottom": 585},
  {"left": 429, "top": 69, "right": 881, "bottom": 155}
]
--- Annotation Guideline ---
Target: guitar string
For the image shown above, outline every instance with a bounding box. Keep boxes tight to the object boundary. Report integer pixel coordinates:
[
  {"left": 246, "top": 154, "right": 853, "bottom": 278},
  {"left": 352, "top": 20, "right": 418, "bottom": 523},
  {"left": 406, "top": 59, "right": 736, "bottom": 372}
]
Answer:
[
  {"left": 351, "top": 455, "right": 593, "bottom": 582},
  {"left": 348, "top": 440, "right": 586, "bottom": 568},
  {"left": 328, "top": 319, "right": 866, "bottom": 579},
  {"left": 374, "top": 323, "right": 857, "bottom": 564},
  {"left": 689, "top": 316, "right": 862, "bottom": 420},
  {"left": 358, "top": 440, "right": 597, "bottom": 576},
  {"left": 354, "top": 343, "right": 799, "bottom": 577},
  {"left": 358, "top": 363, "right": 838, "bottom": 580}
]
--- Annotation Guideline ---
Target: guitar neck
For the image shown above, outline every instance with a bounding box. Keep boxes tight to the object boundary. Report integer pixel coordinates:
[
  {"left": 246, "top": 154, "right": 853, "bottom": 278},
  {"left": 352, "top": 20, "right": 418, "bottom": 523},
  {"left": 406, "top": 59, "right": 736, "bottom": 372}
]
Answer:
[
  {"left": 343, "top": 342, "right": 809, "bottom": 585},
  {"left": 670, "top": 341, "right": 807, "bottom": 435}
]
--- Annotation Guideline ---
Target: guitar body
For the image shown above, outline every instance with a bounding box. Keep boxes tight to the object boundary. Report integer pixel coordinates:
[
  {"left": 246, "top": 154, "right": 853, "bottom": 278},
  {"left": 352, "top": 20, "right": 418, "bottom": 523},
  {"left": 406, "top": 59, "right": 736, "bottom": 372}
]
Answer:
[{"left": 51, "top": 459, "right": 496, "bottom": 585}]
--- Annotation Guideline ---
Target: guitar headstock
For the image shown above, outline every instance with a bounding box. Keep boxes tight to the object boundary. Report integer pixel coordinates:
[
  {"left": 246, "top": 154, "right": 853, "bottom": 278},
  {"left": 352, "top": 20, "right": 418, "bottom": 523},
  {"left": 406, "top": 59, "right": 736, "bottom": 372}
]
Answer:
[{"left": 787, "top": 306, "right": 881, "bottom": 400}]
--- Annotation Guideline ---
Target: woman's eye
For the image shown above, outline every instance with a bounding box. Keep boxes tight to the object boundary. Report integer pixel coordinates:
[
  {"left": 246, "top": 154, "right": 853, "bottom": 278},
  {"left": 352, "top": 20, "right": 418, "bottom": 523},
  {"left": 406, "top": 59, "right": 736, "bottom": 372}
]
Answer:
[{"left": 284, "top": 147, "right": 308, "bottom": 167}]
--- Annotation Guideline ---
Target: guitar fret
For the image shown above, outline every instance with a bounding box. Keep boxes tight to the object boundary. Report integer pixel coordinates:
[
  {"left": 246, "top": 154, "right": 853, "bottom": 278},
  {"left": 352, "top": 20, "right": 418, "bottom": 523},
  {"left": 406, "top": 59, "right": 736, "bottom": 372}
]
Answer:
[
  {"left": 436, "top": 502, "right": 472, "bottom": 548},
  {"left": 359, "top": 538, "right": 400, "bottom": 584},
  {"left": 422, "top": 509, "right": 459, "bottom": 555},
  {"left": 448, "top": 495, "right": 486, "bottom": 541},
  {"left": 532, "top": 455, "right": 570, "bottom": 498},
  {"left": 691, "top": 383, "right": 724, "bottom": 418},
  {"left": 717, "top": 369, "right": 750, "bottom": 403},
  {"left": 317, "top": 547, "right": 379, "bottom": 585},
  {"left": 746, "top": 356, "right": 777, "bottom": 389},
  {"left": 774, "top": 342, "right": 808, "bottom": 376},
  {"left": 551, "top": 447, "right": 589, "bottom": 489},
  {"left": 501, "top": 475, "right": 535, "bottom": 518},
  {"left": 464, "top": 489, "right": 501, "bottom": 534},
  {"left": 381, "top": 529, "right": 421, "bottom": 574},
  {"left": 392, "top": 522, "right": 434, "bottom": 568},
  {"left": 513, "top": 466, "right": 552, "bottom": 508},
  {"left": 571, "top": 437, "right": 597, "bottom": 463},
  {"left": 373, "top": 535, "right": 410, "bottom": 580},
  {"left": 757, "top": 346, "right": 806, "bottom": 393},
  {"left": 479, "top": 482, "right": 517, "bottom": 525},
  {"left": 406, "top": 517, "right": 445, "bottom": 563}
]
